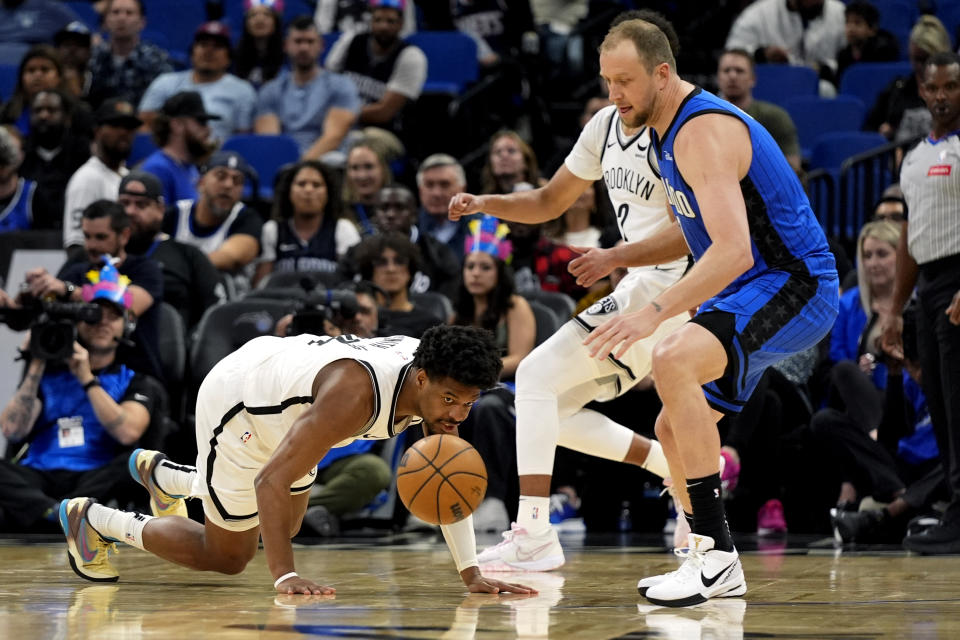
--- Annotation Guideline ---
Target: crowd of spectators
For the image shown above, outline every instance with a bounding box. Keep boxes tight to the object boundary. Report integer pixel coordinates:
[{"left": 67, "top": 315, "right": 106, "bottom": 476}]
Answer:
[{"left": 0, "top": 0, "right": 958, "bottom": 554}]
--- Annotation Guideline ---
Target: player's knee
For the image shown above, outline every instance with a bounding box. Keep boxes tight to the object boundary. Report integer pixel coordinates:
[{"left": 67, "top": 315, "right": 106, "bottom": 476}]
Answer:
[
  {"left": 651, "top": 334, "right": 684, "bottom": 380},
  {"left": 654, "top": 417, "right": 674, "bottom": 444},
  {"left": 216, "top": 551, "right": 254, "bottom": 575},
  {"left": 515, "top": 348, "right": 550, "bottom": 394}
]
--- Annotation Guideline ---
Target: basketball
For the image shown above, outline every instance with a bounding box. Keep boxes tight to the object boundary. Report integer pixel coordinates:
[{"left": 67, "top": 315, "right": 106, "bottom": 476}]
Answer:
[{"left": 396, "top": 434, "right": 487, "bottom": 525}]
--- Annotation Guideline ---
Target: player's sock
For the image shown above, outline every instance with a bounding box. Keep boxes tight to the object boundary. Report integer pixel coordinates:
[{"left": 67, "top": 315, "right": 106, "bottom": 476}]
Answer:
[
  {"left": 640, "top": 439, "right": 670, "bottom": 478},
  {"left": 152, "top": 459, "right": 197, "bottom": 498},
  {"left": 687, "top": 473, "right": 734, "bottom": 552},
  {"left": 516, "top": 496, "right": 551, "bottom": 535},
  {"left": 87, "top": 503, "right": 154, "bottom": 550}
]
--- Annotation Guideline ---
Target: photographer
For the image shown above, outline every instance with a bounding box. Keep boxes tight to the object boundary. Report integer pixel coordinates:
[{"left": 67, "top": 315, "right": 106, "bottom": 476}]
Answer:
[
  {"left": 0, "top": 265, "right": 165, "bottom": 532},
  {"left": 23, "top": 199, "right": 163, "bottom": 380},
  {"left": 274, "top": 282, "right": 381, "bottom": 340}
]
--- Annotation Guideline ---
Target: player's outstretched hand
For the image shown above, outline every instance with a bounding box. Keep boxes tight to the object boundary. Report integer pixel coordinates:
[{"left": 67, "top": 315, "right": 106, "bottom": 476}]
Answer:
[
  {"left": 465, "top": 573, "right": 538, "bottom": 595},
  {"left": 275, "top": 575, "right": 336, "bottom": 596},
  {"left": 568, "top": 246, "right": 617, "bottom": 287},
  {"left": 448, "top": 193, "right": 484, "bottom": 220}
]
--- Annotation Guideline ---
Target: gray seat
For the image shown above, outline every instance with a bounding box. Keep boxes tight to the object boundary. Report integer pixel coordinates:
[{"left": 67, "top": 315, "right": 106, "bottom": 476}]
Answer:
[
  {"left": 261, "top": 270, "right": 345, "bottom": 291},
  {"left": 409, "top": 291, "right": 454, "bottom": 323},
  {"left": 528, "top": 300, "right": 560, "bottom": 347},
  {"left": 156, "top": 302, "right": 187, "bottom": 385},
  {"left": 189, "top": 299, "right": 296, "bottom": 386},
  {"left": 523, "top": 289, "right": 576, "bottom": 321}
]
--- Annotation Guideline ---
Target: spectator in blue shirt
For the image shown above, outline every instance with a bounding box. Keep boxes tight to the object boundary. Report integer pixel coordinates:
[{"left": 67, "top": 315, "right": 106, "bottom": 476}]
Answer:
[
  {"left": 87, "top": 0, "right": 174, "bottom": 109},
  {"left": 254, "top": 15, "right": 361, "bottom": 161},
  {"left": 138, "top": 22, "right": 257, "bottom": 143},
  {"left": 139, "top": 91, "right": 219, "bottom": 205}
]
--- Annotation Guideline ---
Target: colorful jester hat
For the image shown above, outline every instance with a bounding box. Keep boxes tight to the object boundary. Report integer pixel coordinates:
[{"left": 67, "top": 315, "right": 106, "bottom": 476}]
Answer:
[
  {"left": 82, "top": 260, "right": 133, "bottom": 311},
  {"left": 465, "top": 214, "right": 513, "bottom": 264}
]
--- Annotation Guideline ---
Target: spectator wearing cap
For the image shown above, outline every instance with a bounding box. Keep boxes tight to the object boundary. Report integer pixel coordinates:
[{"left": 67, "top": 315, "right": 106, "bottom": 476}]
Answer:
[
  {"left": 0, "top": 260, "right": 166, "bottom": 534},
  {"left": 315, "top": 0, "right": 416, "bottom": 37},
  {"left": 120, "top": 170, "right": 225, "bottom": 331},
  {"left": 62, "top": 98, "right": 141, "bottom": 254},
  {"left": 164, "top": 150, "right": 263, "bottom": 275},
  {"left": 87, "top": 0, "right": 173, "bottom": 110},
  {"left": 324, "top": 0, "right": 426, "bottom": 137},
  {"left": 20, "top": 89, "right": 91, "bottom": 228},
  {"left": 0, "top": 125, "right": 53, "bottom": 232},
  {"left": 139, "top": 91, "right": 219, "bottom": 206},
  {"left": 139, "top": 22, "right": 256, "bottom": 143},
  {"left": 234, "top": 0, "right": 285, "bottom": 89},
  {"left": 254, "top": 15, "right": 360, "bottom": 160},
  {"left": 54, "top": 21, "right": 92, "bottom": 99}
]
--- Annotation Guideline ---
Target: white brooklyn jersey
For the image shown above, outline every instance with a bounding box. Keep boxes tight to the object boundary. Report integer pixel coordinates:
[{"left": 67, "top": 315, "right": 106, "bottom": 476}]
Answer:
[
  {"left": 565, "top": 105, "right": 687, "bottom": 272},
  {"left": 204, "top": 333, "right": 423, "bottom": 456}
]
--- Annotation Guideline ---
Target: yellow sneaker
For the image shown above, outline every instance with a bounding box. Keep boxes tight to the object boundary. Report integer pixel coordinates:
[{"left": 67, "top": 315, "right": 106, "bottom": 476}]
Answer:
[
  {"left": 59, "top": 498, "right": 119, "bottom": 583},
  {"left": 128, "top": 448, "right": 188, "bottom": 518}
]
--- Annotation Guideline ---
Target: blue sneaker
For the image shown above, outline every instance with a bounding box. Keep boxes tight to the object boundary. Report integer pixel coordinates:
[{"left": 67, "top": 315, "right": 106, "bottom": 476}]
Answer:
[{"left": 549, "top": 493, "right": 579, "bottom": 524}]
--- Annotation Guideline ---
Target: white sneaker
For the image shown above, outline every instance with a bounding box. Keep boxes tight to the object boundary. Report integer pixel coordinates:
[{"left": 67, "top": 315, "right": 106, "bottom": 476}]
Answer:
[
  {"left": 477, "top": 523, "right": 565, "bottom": 571},
  {"left": 673, "top": 495, "right": 691, "bottom": 551},
  {"left": 643, "top": 534, "right": 746, "bottom": 607}
]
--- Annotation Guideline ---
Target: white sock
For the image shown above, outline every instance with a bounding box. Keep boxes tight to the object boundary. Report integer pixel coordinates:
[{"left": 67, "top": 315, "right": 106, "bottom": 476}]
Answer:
[
  {"left": 87, "top": 503, "right": 154, "bottom": 551},
  {"left": 152, "top": 459, "right": 197, "bottom": 498},
  {"left": 640, "top": 439, "right": 670, "bottom": 479},
  {"left": 517, "top": 496, "right": 551, "bottom": 535}
]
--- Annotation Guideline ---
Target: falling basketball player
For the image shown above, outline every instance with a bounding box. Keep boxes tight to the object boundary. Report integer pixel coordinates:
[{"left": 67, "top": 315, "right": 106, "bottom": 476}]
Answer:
[
  {"left": 447, "top": 10, "right": 691, "bottom": 573},
  {"left": 581, "top": 20, "right": 839, "bottom": 606},
  {"left": 59, "top": 325, "right": 536, "bottom": 596}
]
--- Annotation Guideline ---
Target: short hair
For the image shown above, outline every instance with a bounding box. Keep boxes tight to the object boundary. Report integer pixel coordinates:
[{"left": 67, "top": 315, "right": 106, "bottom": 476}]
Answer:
[
  {"left": 600, "top": 19, "right": 676, "bottom": 73},
  {"left": 82, "top": 199, "right": 130, "bottom": 233},
  {"left": 287, "top": 15, "right": 318, "bottom": 34},
  {"left": 343, "top": 279, "right": 384, "bottom": 301},
  {"left": 412, "top": 325, "right": 503, "bottom": 390},
  {"left": 0, "top": 126, "right": 20, "bottom": 168},
  {"left": 925, "top": 50, "right": 960, "bottom": 73},
  {"left": 719, "top": 48, "right": 755, "bottom": 73},
  {"left": 845, "top": 1, "right": 879, "bottom": 28},
  {"left": 610, "top": 9, "right": 680, "bottom": 59},
  {"left": 416, "top": 153, "right": 466, "bottom": 188},
  {"left": 353, "top": 232, "right": 422, "bottom": 282}
]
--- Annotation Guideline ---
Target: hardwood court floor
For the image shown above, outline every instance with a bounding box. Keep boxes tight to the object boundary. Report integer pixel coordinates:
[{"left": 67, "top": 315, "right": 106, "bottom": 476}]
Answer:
[{"left": 1, "top": 532, "right": 958, "bottom": 639}]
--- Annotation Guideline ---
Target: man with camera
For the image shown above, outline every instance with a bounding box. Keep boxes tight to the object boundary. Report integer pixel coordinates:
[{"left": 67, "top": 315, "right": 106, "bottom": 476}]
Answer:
[
  {"left": 0, "top": 266, "right": 164, "bottom": 532},
  {"left": 23, "top": 199, "right": 164, "bottom": 381}
]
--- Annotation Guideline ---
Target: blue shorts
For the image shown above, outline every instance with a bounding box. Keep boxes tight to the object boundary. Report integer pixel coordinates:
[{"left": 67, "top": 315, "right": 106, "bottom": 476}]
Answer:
[{"left": 689, "top": 269, "right": 839, "bottom": 414}]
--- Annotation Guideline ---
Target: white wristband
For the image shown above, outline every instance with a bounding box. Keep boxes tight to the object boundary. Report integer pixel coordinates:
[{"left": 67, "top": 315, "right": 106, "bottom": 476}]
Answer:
[{"left": 274, "top": 571, "right": 298, "bottom": 589}]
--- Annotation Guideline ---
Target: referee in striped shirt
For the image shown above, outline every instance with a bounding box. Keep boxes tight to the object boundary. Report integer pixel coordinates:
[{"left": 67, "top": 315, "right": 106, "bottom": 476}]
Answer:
[{"left": 881, "top": 51, "right": 960, "bottom": 555}]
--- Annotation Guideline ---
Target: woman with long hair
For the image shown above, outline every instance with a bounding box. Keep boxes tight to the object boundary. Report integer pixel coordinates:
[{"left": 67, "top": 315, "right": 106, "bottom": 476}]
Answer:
[
  {"left": 342, "top": 139, "right": 391, "bottom": 235},
  {"left": 254, "top": 159, "right": 361, "bottom": 286},
  {"left": 453, "top": 215, "right": 535, "bottom": 380},
  {"left": 234, "top": 0, "right": 285, "bottom": 88},
  {"left": 480, "top": 130, "right": 542, "bottom": 195},
  {"left": 0, "top": 46, "right": 72, "bottom": 135}
]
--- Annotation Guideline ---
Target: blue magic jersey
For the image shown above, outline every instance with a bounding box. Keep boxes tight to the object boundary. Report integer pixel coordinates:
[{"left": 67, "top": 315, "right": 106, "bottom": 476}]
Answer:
[{"left": 652, "top": 88, "right": 836, "bottom": 297}]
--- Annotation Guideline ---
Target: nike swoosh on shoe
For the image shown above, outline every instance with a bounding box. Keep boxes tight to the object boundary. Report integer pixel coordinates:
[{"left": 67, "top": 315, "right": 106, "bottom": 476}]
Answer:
[
  {"left": 700, "top": 561, "right": 737, "bottom": 588},
  {"left": 515, "top": 542, "right": 554, "bottom": 562}
]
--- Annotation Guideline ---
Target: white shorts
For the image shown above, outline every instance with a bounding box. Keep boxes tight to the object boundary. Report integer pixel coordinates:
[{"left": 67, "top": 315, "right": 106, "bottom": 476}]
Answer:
[
  {"left": 572, "top": 265, "right": 689, "bottom": 400},
  {"left": 190, "top": 349, "right": 316, "bottom": 532}
]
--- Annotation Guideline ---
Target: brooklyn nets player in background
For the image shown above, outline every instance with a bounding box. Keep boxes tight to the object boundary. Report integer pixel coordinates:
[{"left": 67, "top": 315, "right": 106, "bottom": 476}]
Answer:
[{"left": 60, "top": 325, "right": 535, "bottom": 596}]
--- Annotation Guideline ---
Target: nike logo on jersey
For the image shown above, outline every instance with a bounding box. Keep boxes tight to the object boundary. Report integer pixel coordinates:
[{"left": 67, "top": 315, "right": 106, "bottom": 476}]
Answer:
[
  {"left": 606, "top": 141, "right": 617, "bottom": 148},
  {"left": 278, "top": 243, "right": 299, "bottom": 251},
  {"left": 701, "top": 561, "right": 737, "bottom": 588},
  {"left": 134, "top": 393, "right": 149, "bottom": 403}
]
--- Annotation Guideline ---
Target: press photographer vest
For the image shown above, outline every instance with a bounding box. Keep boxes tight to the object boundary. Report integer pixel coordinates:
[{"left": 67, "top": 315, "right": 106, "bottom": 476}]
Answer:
[{"left": 21, "top": 364, "right": 135, "bottom": 472}]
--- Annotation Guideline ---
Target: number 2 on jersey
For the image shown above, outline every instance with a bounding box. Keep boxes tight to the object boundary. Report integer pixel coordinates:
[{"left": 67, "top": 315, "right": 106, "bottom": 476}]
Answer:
[{"left": 617, "top": 203, "right": 629, "bottom": 242}]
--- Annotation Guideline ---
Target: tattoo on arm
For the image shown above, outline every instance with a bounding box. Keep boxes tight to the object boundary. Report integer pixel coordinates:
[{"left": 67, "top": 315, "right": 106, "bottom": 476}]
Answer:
[
  {"left": 651, "top": 301, "right": 662, "bottom": 313},
  {"left": 2, "top": 369, "right": 44, "bottom": 439}
]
